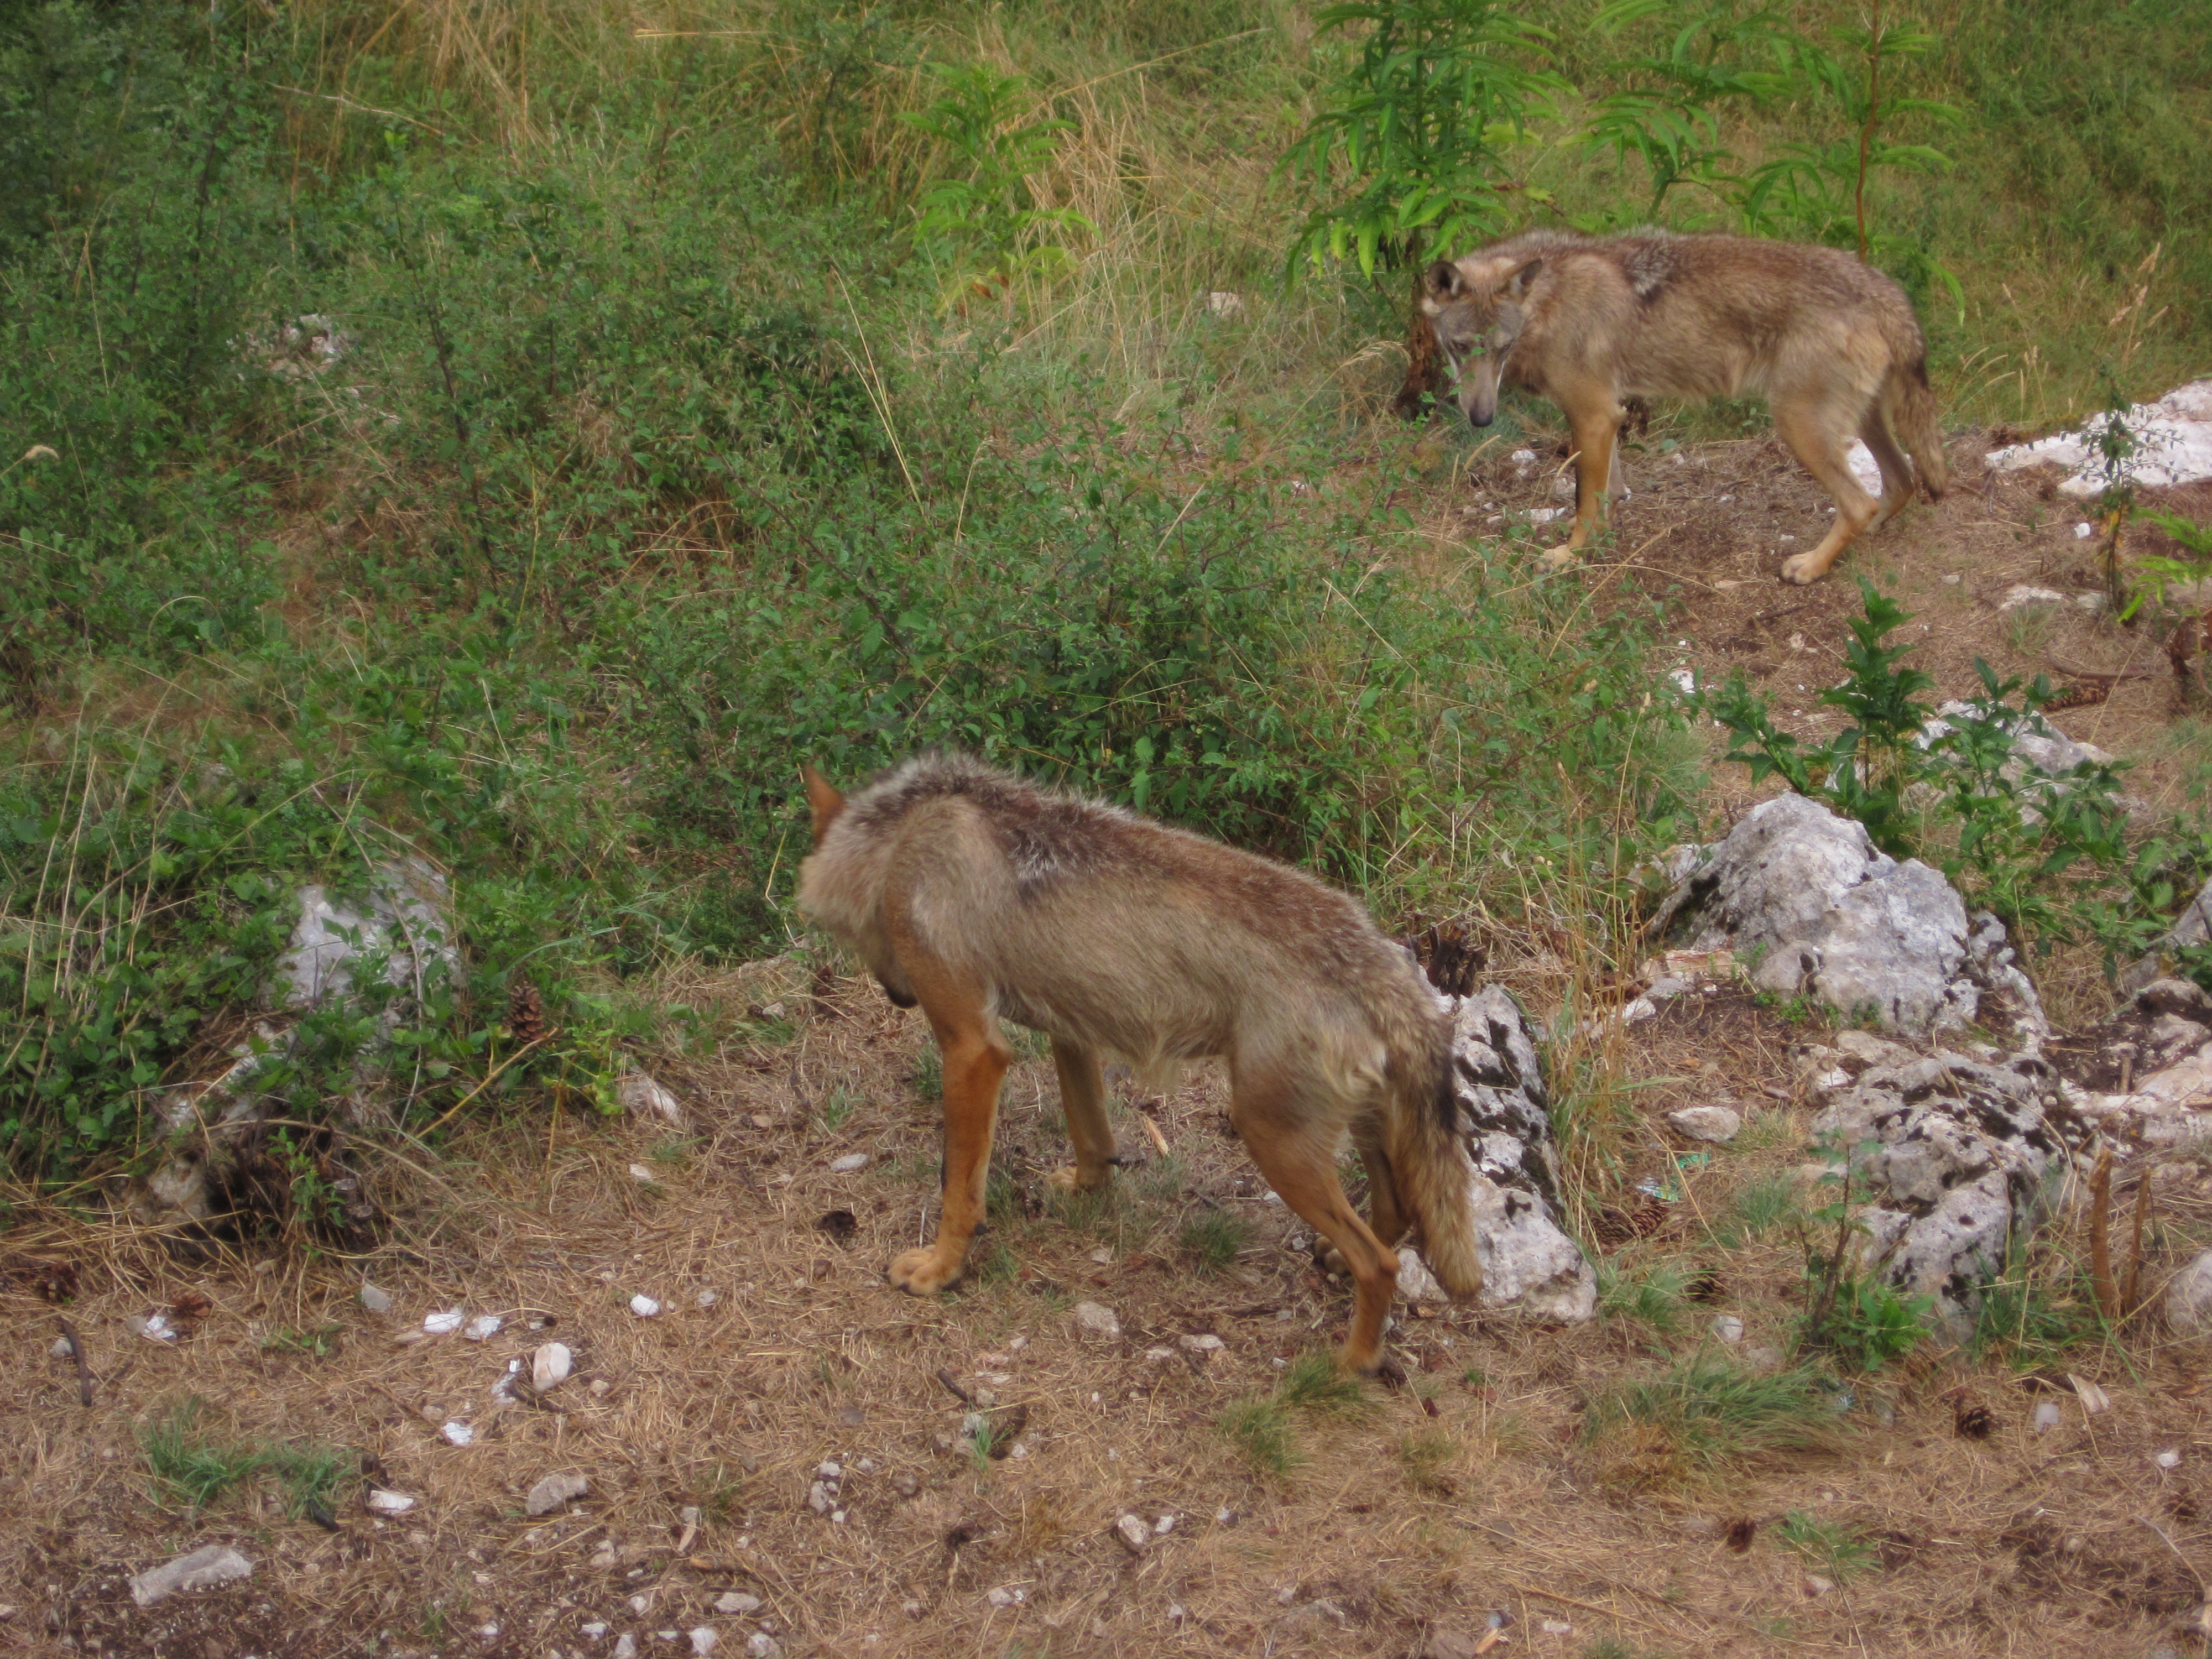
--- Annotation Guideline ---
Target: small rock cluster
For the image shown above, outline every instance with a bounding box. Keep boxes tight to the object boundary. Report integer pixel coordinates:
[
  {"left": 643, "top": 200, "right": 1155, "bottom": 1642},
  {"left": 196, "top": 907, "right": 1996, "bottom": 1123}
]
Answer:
[{"left": 1799, "top": 1031, "right": 2069, "bottom": 1337}]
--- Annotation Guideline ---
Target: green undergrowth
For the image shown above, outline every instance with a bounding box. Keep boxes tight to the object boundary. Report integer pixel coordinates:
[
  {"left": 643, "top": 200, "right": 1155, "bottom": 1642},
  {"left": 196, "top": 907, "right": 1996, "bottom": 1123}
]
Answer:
[{"left": 3, "top": 0, "right": 2205, "bottom": 1183}]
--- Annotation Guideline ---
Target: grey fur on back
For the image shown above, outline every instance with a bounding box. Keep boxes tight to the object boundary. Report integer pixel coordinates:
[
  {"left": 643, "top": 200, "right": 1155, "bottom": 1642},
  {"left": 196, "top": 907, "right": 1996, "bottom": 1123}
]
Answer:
[{"left": 797, "top": 752, "right": 1449, "bottom": 1116}]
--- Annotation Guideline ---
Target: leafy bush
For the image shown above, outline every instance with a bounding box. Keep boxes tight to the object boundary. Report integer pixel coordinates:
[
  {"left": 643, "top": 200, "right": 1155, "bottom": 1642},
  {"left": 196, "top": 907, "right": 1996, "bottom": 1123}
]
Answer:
[{"left": 1704, "top": 578, "right": 2212, "bottom": 967}]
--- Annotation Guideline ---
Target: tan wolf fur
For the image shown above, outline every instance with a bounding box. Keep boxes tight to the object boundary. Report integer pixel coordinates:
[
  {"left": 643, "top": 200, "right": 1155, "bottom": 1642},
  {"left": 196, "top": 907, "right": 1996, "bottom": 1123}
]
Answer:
[
  {"left": 1421, "top": 228, "right": 1948, "bottom": 583},
  {"left": 796, "top": 752, "right": 1479, "bottom": 1374}
]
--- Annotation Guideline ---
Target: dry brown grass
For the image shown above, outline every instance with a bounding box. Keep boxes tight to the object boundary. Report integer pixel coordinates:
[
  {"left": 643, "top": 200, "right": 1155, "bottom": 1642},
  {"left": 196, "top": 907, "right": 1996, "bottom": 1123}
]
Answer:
[{"left": 7, "top": 966, "right": 2212, "bottom": 1657}]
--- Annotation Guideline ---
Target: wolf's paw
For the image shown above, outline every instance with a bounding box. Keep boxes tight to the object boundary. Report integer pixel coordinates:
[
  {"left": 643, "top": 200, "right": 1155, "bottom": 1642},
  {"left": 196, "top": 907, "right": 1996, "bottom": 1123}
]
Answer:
[
  {"left": 1044, "top": 1165, "right": 1109, "bottom": 1194},
  {"left": 889, "top": 1246, "right": 964, "bottom": 1296},
  {"left": 1778, "top": 552, "right": 1825, "bottom": 585},
  {"left": 1538, "top": 545, "right": 1579, "bottom": 570}
]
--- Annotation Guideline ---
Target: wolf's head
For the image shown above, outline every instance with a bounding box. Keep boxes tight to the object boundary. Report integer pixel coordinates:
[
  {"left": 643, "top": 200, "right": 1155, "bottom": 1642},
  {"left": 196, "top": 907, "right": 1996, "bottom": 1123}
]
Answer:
[{"left": 1421, "top": 254, "right": 1542, "bottom": 427}]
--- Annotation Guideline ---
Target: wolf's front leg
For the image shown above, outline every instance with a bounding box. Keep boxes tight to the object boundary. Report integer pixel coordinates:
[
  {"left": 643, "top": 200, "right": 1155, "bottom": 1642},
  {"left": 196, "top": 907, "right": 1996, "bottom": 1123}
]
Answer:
[
  {"left": 1045, "top": 1039, "right": 1117, "bottom": 1196},
  {"left": 891, "top": 1023, "right": 1010, "bottom": 1296},
  {"left": 1541, "top": 401, "right": 1624, "bottom": 568}
]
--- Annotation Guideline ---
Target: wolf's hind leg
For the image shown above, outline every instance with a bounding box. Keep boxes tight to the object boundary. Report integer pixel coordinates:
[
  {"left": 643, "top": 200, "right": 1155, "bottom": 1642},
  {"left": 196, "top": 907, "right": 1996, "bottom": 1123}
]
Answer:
[
  {"left": 1353, "top": 1124, "right": 1411, "bottom": 1251},
  {"left": 1233, "top": 1076, "right": 1399, "bottom": 1375},
  {"left": 1045, "top": 1039, "right": 1117, "bottom": 1195},
  {"left": 890, "top": 987, "right": 1011, "bottom": 1297},
  {"left": 1773, "top": 393, "right": 1881, "bottom": 584},
  {"left": 1859, "top": 411, "right": 1917, "bottom": 532}
]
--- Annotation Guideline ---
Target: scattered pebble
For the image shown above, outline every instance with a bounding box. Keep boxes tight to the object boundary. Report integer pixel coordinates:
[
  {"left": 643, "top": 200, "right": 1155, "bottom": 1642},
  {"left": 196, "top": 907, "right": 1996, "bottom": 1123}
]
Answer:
[
  {"left": 1112, "top": 1514, "right": 1150, "bottom": 1556},
  {"left": 697, "top": 1290, "right": 720, "bottom": 1309},
  {"left": 441, "top": 1421, "right": 474, "bottom": 1447},
  {"left": 582, "top": 1625, "right": 607, "bottom": 1639},
  {"left": 689, "top": 1629, "right": 719, "bottom": 1656},
  {"left": 1206, "top": 291, "right": 1244, "bottom": 319},
  {"left": 1941, "top": 572, "right": 1962, "bottom": 585},
  {"left": 614, "top": 1638, "right": 639, "bottom": 1659},
  {"left": 746, "top": 1636, "right": 782, "bottom": 1659},
  {"left": 127, "top": 1312, "right": 179, "bottom": 1343},
  {"left": 526, "top": 1472, "right": 590, "bottom": 1516},
  {"left": 1153, "top": 1514, "right": 1177, "bottom": 1535},
  {"left": 533, "top": 1342, "right": 575, "bottom": 1393},
  {"left": 1998, "top": 584, "right": 2068, "bottom": 612},
  {"left": 360, "top": 1283, "right": 394, "bottom": 1314},
  {"left": 630, "top": 1295, "right": 663, "bottom": 1318},
  {"left": 591, "top": 1378, "right": 613, "bottom": 1397},
  {"left": 1803, "top": 1574, "right": 1835, "bottom": 1597},
  {"left": 828, "top": 1152, "right": 870, "bottom": 1173},
  {"left": 1088, "top": 1246, "right": 1113, "bottom": 1265},
  {"left": 463, "top": 1314, "right": 503, "bottom": 1341},
  {"left": 1710, "top": 1314, "right": 1745, "bottom": 1344},
  {"left": 2033, "top": 1400, "right": 2063, "bottom": 1432},
  {"left": 1178, "top": 1333, "right": 1225, "bottom": 1357},
  {"left": 49, "top": 1335, "right": 72, "bottom": 1360},
  {"left": 1072, "top": 1301, "right": 1121, "bottom": 1341},
  {"left": 424, "top": 1310, "right": 465, "bottom": 1335},
  {"left": 2075, "top": 522, "right": 2095, "bottom": 539},
  {"left": 1668, "top": 1105, "right": 1743, "bottom": 1143},
  {"left": 1541, "top": 1619, "right": 1574, "bottom": 1634},
  {"left": 129, "top": 1545, "right": 254, "bottom": 1607},
  {"left": 984, "top": 1587, "right": 1025, "bottom": 1608},
  {"left": 2158, "top": 1449, "right": 2183, "bottom": 1469},
  {"left": 629, "top": 1163, "right": 657, "bottom": 1183},
  {"left": 365, "top": 1488, "right": 417, "bottom": 1515},
  {"left": 713, "top": 1593, "right": 762, "bottom": 1616}
]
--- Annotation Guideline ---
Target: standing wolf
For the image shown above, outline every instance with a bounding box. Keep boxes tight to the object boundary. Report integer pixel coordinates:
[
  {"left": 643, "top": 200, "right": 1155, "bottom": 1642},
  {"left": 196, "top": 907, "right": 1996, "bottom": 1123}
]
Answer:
[
  {"left": 796, "top": 752, "right": 1479, "bottom": 1375},
  {"left": 1420, "top": 228, "right": 1947, "bottom": 583}
]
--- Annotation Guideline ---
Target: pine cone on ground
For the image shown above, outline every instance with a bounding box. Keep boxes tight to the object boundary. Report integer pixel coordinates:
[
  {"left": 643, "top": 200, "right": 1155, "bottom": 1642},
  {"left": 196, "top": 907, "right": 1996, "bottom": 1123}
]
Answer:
[{"left": 508, "top": 978, "right": 550, "bottom": 1046}]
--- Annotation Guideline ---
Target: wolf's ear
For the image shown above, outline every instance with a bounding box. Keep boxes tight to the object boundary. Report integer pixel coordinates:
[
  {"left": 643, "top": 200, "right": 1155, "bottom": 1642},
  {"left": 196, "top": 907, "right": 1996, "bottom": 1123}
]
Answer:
[
  {"left": 1505, "top": 257, "right": 1543, "bottom": 299},
  {"left": 801, "top": 762, "right": 846, "bottom": 846},
  {"left": 1424, "top": 259, "right": 1465, "bottom": 302}
]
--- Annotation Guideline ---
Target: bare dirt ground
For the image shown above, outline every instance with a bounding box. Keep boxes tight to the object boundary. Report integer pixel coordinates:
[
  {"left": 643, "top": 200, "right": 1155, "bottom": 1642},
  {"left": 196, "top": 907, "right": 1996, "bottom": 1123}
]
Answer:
[
  {"left": 9, "top": 947, "right": 2212, "bottom": 1659},
  {"left": 13, "top": 419, "right": 2212, "bottom": 1659}
]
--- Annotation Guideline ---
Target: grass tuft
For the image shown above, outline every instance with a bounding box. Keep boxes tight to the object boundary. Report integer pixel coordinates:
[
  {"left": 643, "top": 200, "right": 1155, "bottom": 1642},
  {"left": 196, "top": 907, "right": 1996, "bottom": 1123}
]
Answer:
[{"left": 1177, "top": 1207, "right": 1253, "bottom": 1275}]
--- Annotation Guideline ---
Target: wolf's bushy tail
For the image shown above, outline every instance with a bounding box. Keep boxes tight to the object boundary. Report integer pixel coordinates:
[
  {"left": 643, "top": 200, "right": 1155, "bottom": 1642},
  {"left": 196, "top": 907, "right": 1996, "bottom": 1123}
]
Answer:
[
  {"left": 1378, "top": 999, "right": 1483, "bottom": 1301},
  {"left": 1885, "top": 354, "right": 1949, "bottom": 503}
]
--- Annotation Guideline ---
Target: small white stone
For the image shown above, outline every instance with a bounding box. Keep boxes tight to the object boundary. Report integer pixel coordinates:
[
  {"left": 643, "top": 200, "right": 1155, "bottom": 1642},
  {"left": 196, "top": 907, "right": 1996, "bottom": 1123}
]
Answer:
[
  {"left": 1941, "top": 572, "right": 1962, "bottom": 585},
  {"left": 713, "top": 1593, "right": 761, "bottom": 1616},
  {"left": 1205, "top": 291, "right": 1244, "bottom": 319},
  {"left": 828, "top": 1152, "right": 869, "bottom": 1173},
  {"left": 1177, "top": 1333, "right": 1225, "bottom": 1355},
  {"left": 630, "top": 1294, "right": 662, "bottom": 1318},
  {"left": 1668, "top": 1105, "right": 1743, "bottom": 1142},
  {"left": 441, "top": 1420, "right": 474, "bottom": 1447},
  {"left": 2158, "top": 1449, "right": 2183, "bottom": 1469},
  {"left": 1803, "top": 1574, "right": 1835, "bottom": 1597},
  {"left": 1072, "top": 1301, "right": 1121, "bottom": 1340},
  {"left": 533, "top": 1342, "right": 574, "bottom": 1392},
  {"left": 365, "top": 1488, "right": 416, "bottom": 1515},
  {"left": 359, "top": 1283, "right": 394, "bottom": 1313},
  {"left": 50, "top": 1336, "right": 72, "bottom": 1359},
  {"left": 696, "top": 1289, "right": 719, "bottom": 1308},
  {"left": 629, "top": 1163, "right": 656, "bottom": 1183},
  {"left": 2033, "top": 1400, "right": 2063, "bottom": 1431},
  {"left": 1710, "top": 1314, "right": 1745, "bottom": 1344},
  {"left": 1112, "top": 1513, "right": 1150, "bottom": 1555},
  {"left": 689, "top": 1629, "right": 719, "bottom": 1656},
  {"left": 128, "top": 1545, "right": 254, "bottom": 1606},
  {"left": 1153, "top": 1514, "right": 1176, "bottom": 1535},
  {"left": 746, "top": 1636, "right": 782, "bottom": 1659},
  {"left": 424, "top": 1309, "right": 465, "bottom": 1335},
  {"left": 463, "top": 1314, "right": 503, "bottom": 1341},
  {"left": 614, "top": 1638, "right": 639, "bottom": 1659},
  {"left": 1089, "top": 1246, "right": 1113, "bottom": 1265},
  {"left": 2075, "top": 522, "right": 2095, "bottom": 539},
  {"left": 1542, "top": 1619, "right": 1574, "bottom": 1634},
  {"left": 582, "top": 1623, "right": 607, "bottom": 1637},
  {"left": 526, "top": 1472, "right": 589, "bottom": 1515}
]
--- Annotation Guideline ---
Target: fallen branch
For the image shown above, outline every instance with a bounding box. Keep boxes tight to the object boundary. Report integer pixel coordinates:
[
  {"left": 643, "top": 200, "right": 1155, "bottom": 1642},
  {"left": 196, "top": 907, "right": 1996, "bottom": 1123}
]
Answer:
[{"left": 56, "top": 1316, "right": 93, "bottom": 1407}]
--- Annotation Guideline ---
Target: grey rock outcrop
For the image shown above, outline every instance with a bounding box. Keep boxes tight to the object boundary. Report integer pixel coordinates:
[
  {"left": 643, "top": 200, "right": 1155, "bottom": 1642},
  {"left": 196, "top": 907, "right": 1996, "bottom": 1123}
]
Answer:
[
  {"left": 1810, "top": 1048, "right": 2068, "bottom": 1338},
  {"left": 1407, "top": 985, "right": 1595, "bottom": 1323},
  {"left": 1654, "top": 794, "right": 2046, "bottom": 1046},
  {"left": 126, "top": 858, "right": 457, "bottom": 1230}
]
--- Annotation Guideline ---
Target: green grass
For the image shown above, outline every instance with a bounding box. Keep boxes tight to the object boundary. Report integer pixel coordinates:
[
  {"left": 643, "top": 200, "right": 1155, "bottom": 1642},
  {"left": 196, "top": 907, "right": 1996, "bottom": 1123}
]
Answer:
[
  {"left": 142, "top": 1404, "right": 262, "bottom": 1511},
  {"left": 1777, "top": 1511, "right": 1879, "bottom": 1582},
  {"left": 1598, "top": 1257, "right": 1694, "bottom": 1335},
  {"left": 1177, "top": 1207, "right": 1254, "bottom": 1275},
  {"left": 1585, "top": 1359, "right": 1841, "bottom": 1470},
  {"left": 1711, "top": 1173, "right": 1804, "bottom": 1247},
  {"left": 140, "top": 1401, "right": 353, "bottom": 1517},
  {"left": 1217, "top": 1395, "right": 1301, "bottom": 1478}
]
